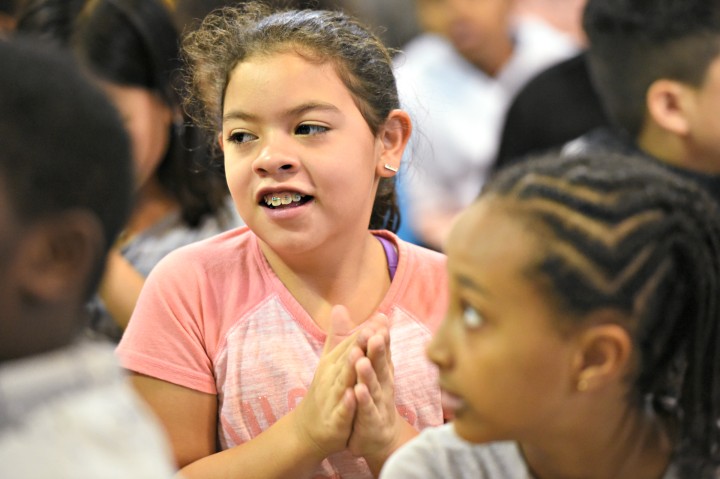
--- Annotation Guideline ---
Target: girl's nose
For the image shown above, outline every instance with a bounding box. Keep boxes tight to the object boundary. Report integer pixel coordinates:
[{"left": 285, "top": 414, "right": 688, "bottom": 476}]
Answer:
[
  {"left": 426, "top": 317, "right": 453, "bottom": 370},
  {"left": 251, "top": 139, "right": 299, "bottom": 177}
]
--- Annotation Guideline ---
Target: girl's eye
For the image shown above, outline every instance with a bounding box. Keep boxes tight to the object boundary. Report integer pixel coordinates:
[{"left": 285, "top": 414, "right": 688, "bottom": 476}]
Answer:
[
  {"left": 462, "top": 305, "right": 484, "bottom": 329},
  {"left": 295, "top": 124, "right": 328, "bottom": 136},
  {"left": 227, "top": 131, "right": 257, "bottom": 144}
]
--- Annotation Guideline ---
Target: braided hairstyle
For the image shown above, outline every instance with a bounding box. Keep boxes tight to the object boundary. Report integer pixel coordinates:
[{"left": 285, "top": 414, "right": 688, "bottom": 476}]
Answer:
[
  {"left": 181, "top": 2, "right": 403, "bottom": 232},
  {"left": 483, "top": 151, "right": 720, "bottom": 477}
]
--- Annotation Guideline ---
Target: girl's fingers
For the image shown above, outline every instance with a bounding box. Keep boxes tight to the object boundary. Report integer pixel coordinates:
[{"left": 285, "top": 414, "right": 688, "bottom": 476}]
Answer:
[
  {"left": 356, "top": 355, "right": 383, "bottom": 403},
  {"left": 324, "top": 304, "right": 356, "bottom": 353},
  {"left": 354, "top": 382, "right": 374, "bottom": 411},
  {"left": 367, "top": 332, "right": 393, "bottom": 385},
  {"left": 355, "top": 313, "right": 389, "bottom": 350}
]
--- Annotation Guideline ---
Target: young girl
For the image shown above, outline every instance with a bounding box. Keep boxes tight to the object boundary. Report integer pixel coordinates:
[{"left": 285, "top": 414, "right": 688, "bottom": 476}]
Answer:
[
  {"left": 15, "top": 0, "right": 242, "bottom": 341},
  {"left": 380, "top": 151, "right": 720, "bottom": 478},
  {"left": 116, "top": 3, "right": 447, "bottom": 478}
]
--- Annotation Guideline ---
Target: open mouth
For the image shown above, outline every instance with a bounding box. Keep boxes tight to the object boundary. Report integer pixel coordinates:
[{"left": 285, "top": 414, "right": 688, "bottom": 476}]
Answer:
[{"left": 260, "top": 192, "right": 313, "bottom": 209}]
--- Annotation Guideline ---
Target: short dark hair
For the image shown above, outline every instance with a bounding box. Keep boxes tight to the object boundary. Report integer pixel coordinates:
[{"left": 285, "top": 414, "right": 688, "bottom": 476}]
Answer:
[
  {"left": 484, "top": 150, "right": 720, "bottom": 477},
  {"left": 0, "top": 38, "right": 133, "bottom": 293},
  {"left": 583, "top": 0, "right": 720, "bottom": 138}
]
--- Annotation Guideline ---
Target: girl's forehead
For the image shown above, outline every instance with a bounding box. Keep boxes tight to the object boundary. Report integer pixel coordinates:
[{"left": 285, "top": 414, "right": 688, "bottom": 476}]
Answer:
[
  {"left": 449, "top": 199, "right": 550, "bottom": 279},
  {"left": 450, "top": 200, "right": 529, "bottom": 257},
  {"left": 242, "top": 43, "right": 328, "bottom": 66},
  {"left": 227, "top": 52, "right": 342, "bottom": 93},
  {"left": 229, "top": 49, "right": 339, "bottom": 85}
]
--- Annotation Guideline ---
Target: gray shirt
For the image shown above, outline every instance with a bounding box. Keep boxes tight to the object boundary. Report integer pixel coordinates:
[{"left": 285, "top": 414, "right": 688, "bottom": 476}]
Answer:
[
  {"left": 0, "top": 341, "right": 178, "bottom": 478},
  {"left": 380, "top": 423, "right": 680, "bottom": 479}
]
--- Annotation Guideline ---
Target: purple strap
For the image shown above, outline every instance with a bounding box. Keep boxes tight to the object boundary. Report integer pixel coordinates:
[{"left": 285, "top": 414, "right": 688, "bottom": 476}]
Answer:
[{"left": 376, "top": 235, "right": 398, "bottom": 280}]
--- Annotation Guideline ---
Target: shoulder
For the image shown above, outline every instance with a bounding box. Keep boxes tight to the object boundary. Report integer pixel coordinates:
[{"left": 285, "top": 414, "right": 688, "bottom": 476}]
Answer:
[
  {"left": 514, "top": 17, "right": 578, "bottom": 53},
  {"left": 506, "top": 18, "right": 579, "bottom": 85},
  {"left": 399, "top": 237, "right": 447, "bottom": 265},
  {"left": 0, "top": 342, "right": 177, "bottom": 478},
  {"left": 560, "top": 127, "right": 635, "bottom": 158},
  {"left": 394, "top": 34, "right": 468, "bottom": 84},
  {"left": 392, "top": 234, "right": 448, "bottom": 325},
  {"left": 381, "top": 424, "right": 527, "bottom": 479},
  {"left": 382, "top": 231, "right": 447, "bottom": 285},
  {"left": 517, "top": 52, "right": 589, "bottom": 96},
  {"left": 148, "top": 225, "right": 254, "bottom": 277}
]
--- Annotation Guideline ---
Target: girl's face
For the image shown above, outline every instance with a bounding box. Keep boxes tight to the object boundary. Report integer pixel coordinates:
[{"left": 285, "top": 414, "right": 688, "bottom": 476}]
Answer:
[
  {"left": 428, "top": 199, "right": 580, "bottom": 444},
  {"left": 220, "top": 52, "right": 391, "bottom": 255},
  {"left": 100, "top": 82, "right": 173, "bottom": 188}
]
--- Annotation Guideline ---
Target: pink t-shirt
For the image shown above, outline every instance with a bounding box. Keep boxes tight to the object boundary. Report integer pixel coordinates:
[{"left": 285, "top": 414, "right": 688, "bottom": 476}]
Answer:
[{"left": 117, "top": 227, "right": 448, "bottom": 478}]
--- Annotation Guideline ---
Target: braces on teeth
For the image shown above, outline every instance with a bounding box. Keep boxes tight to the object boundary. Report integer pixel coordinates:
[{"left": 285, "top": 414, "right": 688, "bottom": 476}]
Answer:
[{"left": 264, "top": 193, "right": 304, "bottom": 207}]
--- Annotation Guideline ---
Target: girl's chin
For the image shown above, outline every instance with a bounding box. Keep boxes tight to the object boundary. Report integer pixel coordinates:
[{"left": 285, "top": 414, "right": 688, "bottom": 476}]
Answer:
[{"left": 452, "top": 420, "right": 491, "bottom": 445}]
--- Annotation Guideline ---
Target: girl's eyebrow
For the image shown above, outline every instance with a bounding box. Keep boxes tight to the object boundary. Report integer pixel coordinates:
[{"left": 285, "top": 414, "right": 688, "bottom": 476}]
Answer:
[
  {"left": 223, "top": 101, "right": 341, "bottom": 124},
  {"left": 455, "top": 273, "right": 491, "bottom": 297}
]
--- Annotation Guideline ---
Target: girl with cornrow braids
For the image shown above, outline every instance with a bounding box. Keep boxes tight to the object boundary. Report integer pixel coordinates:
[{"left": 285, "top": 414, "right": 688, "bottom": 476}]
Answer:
[{"left": 382, "top": 151, "right": 720, "bottom": 479}]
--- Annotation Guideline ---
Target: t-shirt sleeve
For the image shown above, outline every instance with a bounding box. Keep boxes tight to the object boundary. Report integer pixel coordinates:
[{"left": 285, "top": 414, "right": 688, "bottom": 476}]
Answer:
[{"left": 116, "top": 248, "right": 218, "bottom": 394}]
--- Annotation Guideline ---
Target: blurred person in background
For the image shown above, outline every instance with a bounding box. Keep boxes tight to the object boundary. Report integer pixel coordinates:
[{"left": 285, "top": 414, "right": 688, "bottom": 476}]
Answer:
[
  {"left": 0, "top": 37, "right": 177, "bottom": 479},
  {"left": 15, "top": 0, "right": 243, "bottom": 342},
  {"left": 394, "top": 0, "right": 578, "bottom": 250}
]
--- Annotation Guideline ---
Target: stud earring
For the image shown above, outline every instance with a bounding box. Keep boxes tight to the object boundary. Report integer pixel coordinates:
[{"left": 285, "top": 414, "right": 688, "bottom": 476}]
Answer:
[{"left": 384, "top": 164, "right": 398, "bottom": 173}]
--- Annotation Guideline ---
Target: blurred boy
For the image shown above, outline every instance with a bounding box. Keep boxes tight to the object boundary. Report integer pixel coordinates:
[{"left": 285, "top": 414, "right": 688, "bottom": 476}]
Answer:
[
  {"left": 566, "top": 0, "right": 720, "bottom": 203},
  {"left": 0, "top": 38, "right": 177, "bottom": 478},
  {"left": 395, "top": 0, "right": 578, "bottom": 250}
]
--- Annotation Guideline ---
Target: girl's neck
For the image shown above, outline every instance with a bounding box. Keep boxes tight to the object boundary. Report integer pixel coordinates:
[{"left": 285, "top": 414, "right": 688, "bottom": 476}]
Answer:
[
  {"left": 259, "top": 232, "right": 391, "bottom": 331},
  {"left": 522, "top": 403, "right": 672, "bottom": 479}
]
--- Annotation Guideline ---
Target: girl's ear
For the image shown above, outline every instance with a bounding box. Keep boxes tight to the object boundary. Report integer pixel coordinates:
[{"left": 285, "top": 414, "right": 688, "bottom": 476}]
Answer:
[
  {"left": 376, "top": 109, "right": 412, "bottom": 177},
  {"left": 571, "top": 311, "right": 633, "bottom": 393},
  {"left": 217, "top": 132, "right": 225, "bottom": 152},
  {"left": 646, "top": 79, "right": 693, "bottom": 136}
]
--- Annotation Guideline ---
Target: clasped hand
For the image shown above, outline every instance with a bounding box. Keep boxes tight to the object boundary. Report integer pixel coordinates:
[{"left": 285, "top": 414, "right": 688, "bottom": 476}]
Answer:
[{"left": 293, "top": 304, "right": 405, "bottom": 466}]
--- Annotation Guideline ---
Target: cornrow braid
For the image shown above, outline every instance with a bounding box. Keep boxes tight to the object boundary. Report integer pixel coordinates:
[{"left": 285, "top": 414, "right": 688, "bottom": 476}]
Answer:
[{"left": 483, "top": 152, "right": 720, "bottom": 477}]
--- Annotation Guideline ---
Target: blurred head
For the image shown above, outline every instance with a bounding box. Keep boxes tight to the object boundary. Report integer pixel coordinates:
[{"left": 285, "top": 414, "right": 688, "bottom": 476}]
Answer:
[
  {"left": 419, "top": 0, "right": 515, "bottom": 70},
  {"left": 414, "top": 0, "right": 451, "bottom": 34},
  {"left": 15, "top": 0, "right": 229, "bottom": 226},
  {"left": 0, "top": 38, "right": 132, "bottom": 361},
  {"left": 182, "top": 2, "right": 406, "bottom": 231},
  {"left": 430, "top": 150, "right": 720, "bottom": 476},
  {"left": 583, "top": 0, "right": 720, "bottom": 169}
]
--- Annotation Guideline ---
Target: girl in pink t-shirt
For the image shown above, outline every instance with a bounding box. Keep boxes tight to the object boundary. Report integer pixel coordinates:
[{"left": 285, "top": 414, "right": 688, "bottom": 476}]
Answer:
[{"left": 117, "top": 3, "right": 447, "bottom": 478}]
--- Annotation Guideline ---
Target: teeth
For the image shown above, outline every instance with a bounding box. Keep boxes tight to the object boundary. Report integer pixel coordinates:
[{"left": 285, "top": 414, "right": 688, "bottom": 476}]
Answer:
[{"left": 264, "top": 192, "right": 306, "bottom": 207}]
